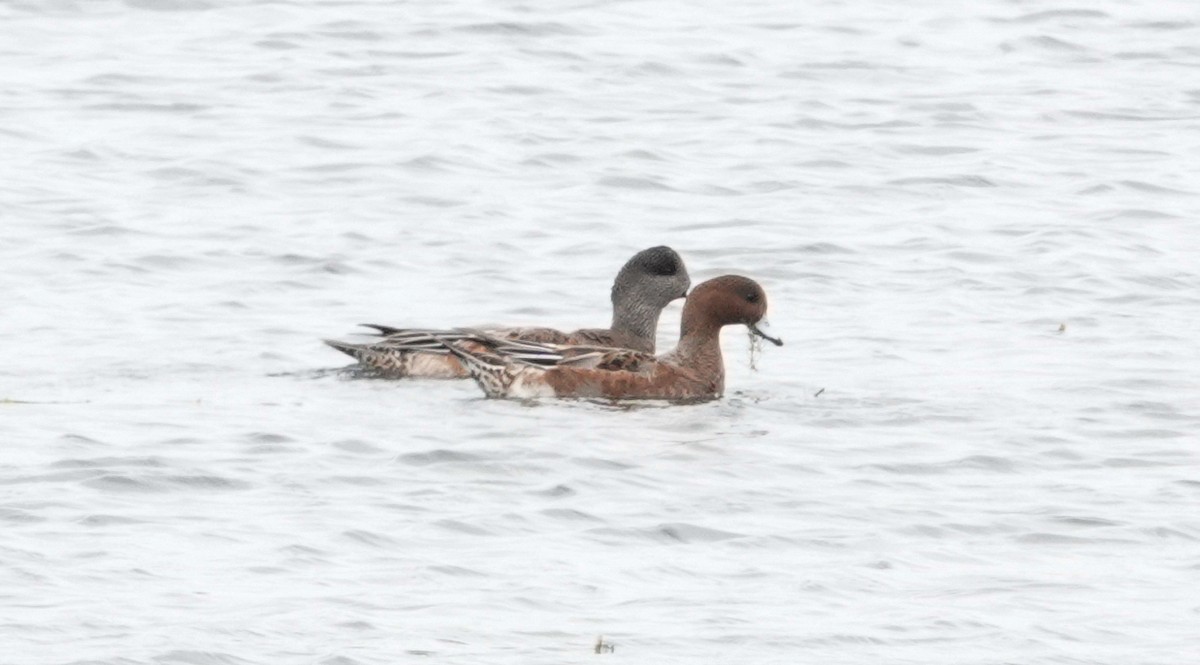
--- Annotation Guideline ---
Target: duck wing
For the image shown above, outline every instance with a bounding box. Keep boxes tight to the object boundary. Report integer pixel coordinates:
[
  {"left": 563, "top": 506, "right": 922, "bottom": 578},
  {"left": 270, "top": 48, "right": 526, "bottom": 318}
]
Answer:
[{"left": 448, "top": 330, "right": 656, "bottom": 372}]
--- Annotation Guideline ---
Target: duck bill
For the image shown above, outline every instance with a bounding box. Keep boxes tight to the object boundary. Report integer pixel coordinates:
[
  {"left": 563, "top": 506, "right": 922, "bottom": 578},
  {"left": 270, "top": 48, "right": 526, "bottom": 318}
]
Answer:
[{"left": 749, "top": 322, "right": 783, "bottom": 347}]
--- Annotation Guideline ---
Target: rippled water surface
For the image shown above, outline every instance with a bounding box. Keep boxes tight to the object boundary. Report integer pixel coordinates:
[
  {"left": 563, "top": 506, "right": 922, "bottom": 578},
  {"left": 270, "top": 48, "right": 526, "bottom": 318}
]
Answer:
[{"left": 4, "top": 0, "right": 1200, "bottom": 663}]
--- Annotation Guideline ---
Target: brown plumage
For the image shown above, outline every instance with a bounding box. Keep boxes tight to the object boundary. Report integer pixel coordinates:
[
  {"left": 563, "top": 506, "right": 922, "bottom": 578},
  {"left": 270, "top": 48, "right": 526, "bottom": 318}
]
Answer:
[{"left": 443, "top": 275, "right": 782, "bottom": 401}]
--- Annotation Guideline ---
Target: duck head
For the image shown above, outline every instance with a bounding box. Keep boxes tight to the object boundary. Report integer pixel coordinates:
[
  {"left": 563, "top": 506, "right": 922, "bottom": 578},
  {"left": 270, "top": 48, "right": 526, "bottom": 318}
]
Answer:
[{"left": 681, "top": 275, "right": 783, "bottom": 346}]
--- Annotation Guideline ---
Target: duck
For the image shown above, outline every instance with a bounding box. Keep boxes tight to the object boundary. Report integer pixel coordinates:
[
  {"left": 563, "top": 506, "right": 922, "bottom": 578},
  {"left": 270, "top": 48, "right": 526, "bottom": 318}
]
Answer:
[
  {"left": 439, "top": 275, "right": 781, "bottom": 400},
  {"left": 324, "top": 246, "right": 691, "bottom": 378}
]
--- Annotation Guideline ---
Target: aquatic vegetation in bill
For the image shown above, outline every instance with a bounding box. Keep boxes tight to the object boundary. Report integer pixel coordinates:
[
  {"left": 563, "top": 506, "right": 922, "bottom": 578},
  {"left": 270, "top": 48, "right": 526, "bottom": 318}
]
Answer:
[{"left": 748, "top": 325, "right": 764, "bottom": 370}]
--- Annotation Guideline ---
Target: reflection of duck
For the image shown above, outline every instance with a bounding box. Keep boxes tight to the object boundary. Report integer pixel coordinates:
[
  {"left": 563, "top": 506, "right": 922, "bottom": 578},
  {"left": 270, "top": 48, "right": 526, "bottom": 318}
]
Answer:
[
  {"left": 443, "top": 275, "right": 781, "bottom": 401},
  {"left": 323, "top": 246, "right": 690, "bottom": 378}
]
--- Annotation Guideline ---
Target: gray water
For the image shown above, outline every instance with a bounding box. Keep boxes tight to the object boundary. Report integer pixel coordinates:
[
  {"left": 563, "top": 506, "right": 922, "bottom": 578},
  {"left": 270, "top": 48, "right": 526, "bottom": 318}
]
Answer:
[{"left": 3, "top": 0, "right": 1199, "bottom": 663}]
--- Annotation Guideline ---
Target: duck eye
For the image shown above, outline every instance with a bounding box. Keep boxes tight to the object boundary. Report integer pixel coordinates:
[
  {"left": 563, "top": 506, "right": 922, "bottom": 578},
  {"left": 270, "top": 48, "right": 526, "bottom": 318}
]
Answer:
[
  {"left": 636, "top": 247, "right": 682, "bottom": 277},
  {"left": 649, "top": 261, "right": 677, "bottom": 276}
]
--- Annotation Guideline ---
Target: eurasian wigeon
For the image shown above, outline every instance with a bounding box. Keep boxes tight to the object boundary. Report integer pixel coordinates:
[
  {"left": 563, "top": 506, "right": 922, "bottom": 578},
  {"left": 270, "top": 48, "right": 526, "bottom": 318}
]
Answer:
[
  {"left": 438, "top": 275, "right": 782, "bottom": 401},
  {"left": 324, "top": 246, "right": 691, "bottom": 378}
]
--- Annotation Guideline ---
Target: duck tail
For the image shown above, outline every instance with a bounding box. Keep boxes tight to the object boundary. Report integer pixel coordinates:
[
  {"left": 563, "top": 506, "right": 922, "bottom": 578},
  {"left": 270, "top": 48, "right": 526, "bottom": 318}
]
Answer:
[
  {"left": 359, "top": 323, "right": 405, "bottom": 336},
  {"left": 324, "top": 339, "right": 366, "bottom": 360},
  {"left": 324, "top": 339, "right": 419, "bottom": 376}
]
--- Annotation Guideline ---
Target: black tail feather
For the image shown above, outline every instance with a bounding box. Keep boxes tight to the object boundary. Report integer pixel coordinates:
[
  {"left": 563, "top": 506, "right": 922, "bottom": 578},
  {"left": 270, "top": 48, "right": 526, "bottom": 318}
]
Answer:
[
  {"left": 360, "top": 323, "right": 405, "bottom": 336},
  {"left": 323, "top": 339, "right": 364, "bottom": 359}
]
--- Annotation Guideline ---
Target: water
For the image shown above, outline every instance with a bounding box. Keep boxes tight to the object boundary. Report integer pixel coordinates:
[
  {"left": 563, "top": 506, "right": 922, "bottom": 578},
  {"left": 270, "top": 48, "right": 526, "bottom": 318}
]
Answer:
[{"left": 3, "top": 0, "right": 1199, "bottom": 662}]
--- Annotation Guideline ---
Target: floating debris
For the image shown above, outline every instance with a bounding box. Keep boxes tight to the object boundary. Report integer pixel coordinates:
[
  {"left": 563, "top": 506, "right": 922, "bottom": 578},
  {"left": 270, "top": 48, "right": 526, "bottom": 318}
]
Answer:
[{"left": 594, "top": 636, "right": 615, "bottom": 654}]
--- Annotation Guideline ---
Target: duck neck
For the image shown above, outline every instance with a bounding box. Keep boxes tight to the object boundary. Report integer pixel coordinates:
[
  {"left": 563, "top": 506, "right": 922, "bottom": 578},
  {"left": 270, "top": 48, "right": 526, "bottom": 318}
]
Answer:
[
  {"left": 611, "top": 296, "right": 661, "bottom": 349},
  {"left": 672, "top": 309, "right": 724, "bottom": 367}
]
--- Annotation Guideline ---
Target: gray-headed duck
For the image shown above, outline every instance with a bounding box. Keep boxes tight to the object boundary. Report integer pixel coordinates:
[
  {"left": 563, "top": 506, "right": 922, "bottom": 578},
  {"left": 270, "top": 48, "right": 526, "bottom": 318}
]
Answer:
[{"left": 324, "top": 246, "right": 691, "bottom": 378}]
